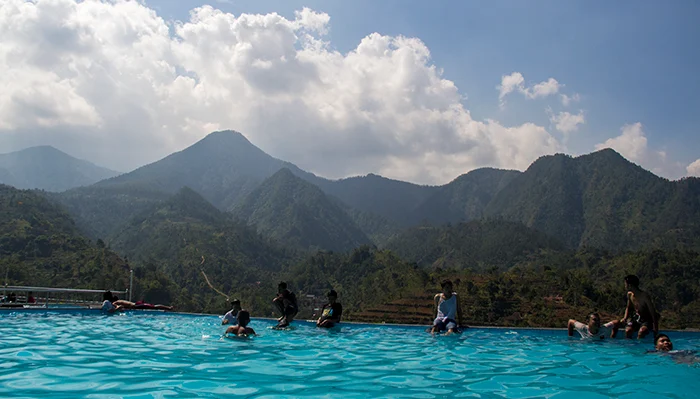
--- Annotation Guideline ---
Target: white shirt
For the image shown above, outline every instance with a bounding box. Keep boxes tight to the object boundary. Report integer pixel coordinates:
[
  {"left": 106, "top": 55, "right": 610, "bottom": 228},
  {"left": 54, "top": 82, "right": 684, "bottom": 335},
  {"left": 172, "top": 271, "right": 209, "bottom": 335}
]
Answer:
[
  {"left": 574, "top": 321, "right": 614, "bottom": 338},
  {"left": 223, "top": 310, "right": 237, "bottom": 324}
]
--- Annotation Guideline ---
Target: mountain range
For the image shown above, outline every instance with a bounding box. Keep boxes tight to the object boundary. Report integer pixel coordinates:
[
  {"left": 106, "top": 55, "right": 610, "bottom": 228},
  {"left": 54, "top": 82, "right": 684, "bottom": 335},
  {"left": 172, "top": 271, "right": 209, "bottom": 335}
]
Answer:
[{"left": 2, "top": 129, "right": 699, "bottom": 254}]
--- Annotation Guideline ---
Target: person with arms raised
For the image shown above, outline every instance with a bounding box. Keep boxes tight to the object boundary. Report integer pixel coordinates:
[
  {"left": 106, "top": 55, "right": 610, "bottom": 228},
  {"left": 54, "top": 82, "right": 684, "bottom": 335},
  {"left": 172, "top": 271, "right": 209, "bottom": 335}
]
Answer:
[
  {"left": 620, "top": 275, "right": 659, "bottom": 339},
  {"left": 567, "top": 312, "right": 619, "bottom": 339}
]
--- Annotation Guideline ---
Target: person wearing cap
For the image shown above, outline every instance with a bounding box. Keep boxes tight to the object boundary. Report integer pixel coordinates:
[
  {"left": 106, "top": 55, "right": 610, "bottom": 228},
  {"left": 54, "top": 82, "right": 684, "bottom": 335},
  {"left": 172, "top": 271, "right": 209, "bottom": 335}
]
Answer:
[
  {"left": 317, "top": 290, "right": 343, "bottom": 328},
  {"left": 222, "top": 299, "right": 242, "bottom": 325}
]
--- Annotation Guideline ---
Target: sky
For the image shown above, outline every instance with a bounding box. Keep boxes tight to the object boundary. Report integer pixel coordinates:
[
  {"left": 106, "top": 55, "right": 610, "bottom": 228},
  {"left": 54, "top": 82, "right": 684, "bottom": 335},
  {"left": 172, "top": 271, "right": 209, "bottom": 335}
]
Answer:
[{"left": 0, "top": 0, "right": 699, "bottom": 184}]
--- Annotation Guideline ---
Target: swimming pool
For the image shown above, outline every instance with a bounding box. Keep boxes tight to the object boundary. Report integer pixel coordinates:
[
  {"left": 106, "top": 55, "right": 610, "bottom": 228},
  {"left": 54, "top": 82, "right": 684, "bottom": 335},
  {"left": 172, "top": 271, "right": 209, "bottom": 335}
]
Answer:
[{"left": 1, "top": 310, "right": 698, "bottom": 398}]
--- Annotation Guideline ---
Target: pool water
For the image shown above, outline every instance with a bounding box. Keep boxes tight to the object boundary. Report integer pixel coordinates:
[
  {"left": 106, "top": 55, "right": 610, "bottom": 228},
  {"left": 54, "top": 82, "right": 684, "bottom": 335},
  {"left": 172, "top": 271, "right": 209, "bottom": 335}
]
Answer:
[{"left": 0, "top": 311, "right": 698, "bottom": 398}]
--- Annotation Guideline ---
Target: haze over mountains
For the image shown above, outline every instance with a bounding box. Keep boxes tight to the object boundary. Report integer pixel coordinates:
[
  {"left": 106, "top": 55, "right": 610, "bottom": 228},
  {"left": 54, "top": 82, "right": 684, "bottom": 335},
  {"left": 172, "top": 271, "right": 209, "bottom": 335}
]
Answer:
[
  {"left": 3, "top": 130, "right": 699, "bottom": 254},
  {"left": 0, "top": 146, "right": 119, "bottom": 192}
]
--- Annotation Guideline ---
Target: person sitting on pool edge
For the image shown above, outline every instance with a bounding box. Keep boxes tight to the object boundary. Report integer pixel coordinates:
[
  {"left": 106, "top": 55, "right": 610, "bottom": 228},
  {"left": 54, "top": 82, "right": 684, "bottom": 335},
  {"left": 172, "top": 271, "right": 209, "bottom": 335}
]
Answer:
[
  {"left": 619, "top": 275, "right": 659, "bottom": 339},
  {"left": 225, "top": 310, "right": 256, "bottom": 337},
  {"left": 222, "top": 299, "right": 242, "bottom": 325},
  {"left": 567, "top": 312, "right": 619, "bottom": 339},
  {"left": 317, "top": 290, "right": 342, "bottom": 328},
  {"left": 111, "top": 299, "right": 174, "bottom": 311},
  {"left": 430, "top": 279, "right": 464, "bottom": 335},
  {"left": 272, "top": 281, "right": 298, "bottom": 328}
]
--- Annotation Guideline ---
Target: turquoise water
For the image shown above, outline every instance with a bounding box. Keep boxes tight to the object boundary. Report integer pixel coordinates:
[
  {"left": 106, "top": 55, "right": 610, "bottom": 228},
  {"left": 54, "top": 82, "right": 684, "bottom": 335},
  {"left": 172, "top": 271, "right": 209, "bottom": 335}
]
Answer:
[{"left": 0, "top": 310, "right": 698, "bottom": 398}]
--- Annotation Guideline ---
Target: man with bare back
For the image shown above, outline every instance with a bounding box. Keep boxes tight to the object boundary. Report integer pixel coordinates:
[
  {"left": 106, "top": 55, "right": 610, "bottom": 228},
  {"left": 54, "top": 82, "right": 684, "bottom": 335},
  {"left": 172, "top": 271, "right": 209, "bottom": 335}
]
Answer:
[{"left": 620, "top": 275, "right": 659, "bottom": 339}]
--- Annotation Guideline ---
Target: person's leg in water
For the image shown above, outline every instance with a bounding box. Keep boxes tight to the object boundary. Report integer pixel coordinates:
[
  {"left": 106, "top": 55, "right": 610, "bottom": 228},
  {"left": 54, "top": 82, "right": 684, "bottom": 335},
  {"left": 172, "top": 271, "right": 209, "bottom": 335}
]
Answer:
[
  {"left": 277, "top": 303, "right": 298, "bottom": 328},
  {"left": 272, "top": 298, "right": 286, "bottom": 322},
  {"left": 431, "top": 318, "right": 447, "bottom": 334},
  {"left": 638, "top": 322, "right": 651, "bottom": 339},
  {"left": 444, "top": 319, "right": 459, "bottom": 335},
  {"left": 625, "top": 319, "right": 637, "bottom": 339}
]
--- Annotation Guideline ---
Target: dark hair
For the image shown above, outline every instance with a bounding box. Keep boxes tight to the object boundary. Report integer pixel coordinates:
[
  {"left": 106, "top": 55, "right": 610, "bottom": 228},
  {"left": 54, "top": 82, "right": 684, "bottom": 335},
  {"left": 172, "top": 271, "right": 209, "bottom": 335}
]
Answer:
[
  {"left": 103, "top": 291, "right": 113, "bottom": 302},
  {"left": 231, "top": 298, "right": 241, "bottom": 305},
  {"left": 327, "top": 290, "right": 338, "bottom": 297},
  {"left": 440, "top": 279, "right": 453, "bottom": 288},
  {"left": 624, "top": 275, "right": 640, "bottom": 287},
  {"left": 588, "top": 312, "right": 601, "bottom": 325},
  {"left": 655, "top": 334, "right": 670, "bottom": 345},
  {"left": 278, "top": 282, "right": 288, "bottom": 290}
]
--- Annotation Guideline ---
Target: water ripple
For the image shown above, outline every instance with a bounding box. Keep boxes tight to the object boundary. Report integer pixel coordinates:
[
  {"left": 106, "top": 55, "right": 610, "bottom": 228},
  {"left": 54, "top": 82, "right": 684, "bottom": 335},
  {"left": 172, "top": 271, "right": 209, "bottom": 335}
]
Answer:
[{"left": 0, "top": 311, "right": 699, "bottom": 398}]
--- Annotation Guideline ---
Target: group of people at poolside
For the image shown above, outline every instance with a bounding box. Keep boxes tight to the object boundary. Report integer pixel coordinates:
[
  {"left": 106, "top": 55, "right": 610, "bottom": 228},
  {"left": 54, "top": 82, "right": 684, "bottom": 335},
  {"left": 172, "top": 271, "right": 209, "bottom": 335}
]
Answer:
[
  {"left": 567, "top": 275, "right": 659, "bottom": 340},
  {"left": 98, "top": 274, "right": 694, "bottom": 359},
  {"left": 222, "top": 282, "right": 343, "bottom": 337},
  {"left": 566, "top": 274, "right": 699, "bottom": 360}
]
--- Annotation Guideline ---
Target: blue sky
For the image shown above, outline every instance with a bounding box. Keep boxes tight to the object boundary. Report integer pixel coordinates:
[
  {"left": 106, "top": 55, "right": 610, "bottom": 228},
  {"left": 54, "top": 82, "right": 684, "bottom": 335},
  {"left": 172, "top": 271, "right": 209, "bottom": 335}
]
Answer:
[
  {"left": 146, "top": 0, "right": 700, "bottom": 170},
  {"left": 1, "top": 0, "right": 698, "bottom": 182}
]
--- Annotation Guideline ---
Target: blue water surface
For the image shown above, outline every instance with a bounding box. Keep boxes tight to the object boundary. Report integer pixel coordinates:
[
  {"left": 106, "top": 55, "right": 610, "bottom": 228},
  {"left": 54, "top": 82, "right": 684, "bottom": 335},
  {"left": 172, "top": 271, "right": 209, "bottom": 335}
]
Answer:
[{"left": 0, "top": 310, "right": 698, "bottom": 398}]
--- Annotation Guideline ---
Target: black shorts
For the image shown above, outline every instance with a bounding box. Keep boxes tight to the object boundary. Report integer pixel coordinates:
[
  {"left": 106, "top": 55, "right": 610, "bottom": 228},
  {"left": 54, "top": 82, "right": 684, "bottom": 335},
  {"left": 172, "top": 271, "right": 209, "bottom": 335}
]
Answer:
[{"left": 285, "top": 305, "right": 298, "bottom": 317}]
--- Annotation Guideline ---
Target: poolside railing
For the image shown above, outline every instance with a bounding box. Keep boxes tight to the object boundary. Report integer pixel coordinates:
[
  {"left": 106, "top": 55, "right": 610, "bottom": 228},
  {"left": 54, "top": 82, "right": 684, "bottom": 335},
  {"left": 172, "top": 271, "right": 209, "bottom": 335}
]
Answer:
[{"left": 1, "top": 285, "right": 128, "bottom": 309}]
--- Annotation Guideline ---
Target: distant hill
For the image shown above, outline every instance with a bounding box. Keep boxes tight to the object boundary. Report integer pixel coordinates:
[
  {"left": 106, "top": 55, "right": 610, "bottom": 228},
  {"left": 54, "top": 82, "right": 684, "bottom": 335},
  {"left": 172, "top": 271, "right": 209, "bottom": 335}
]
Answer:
[
  {"left": 410, "top": 168, "right": 521, "bottom": 225},
  {"left": 385, "top": 220, "right": 566, "bottom": 271},
  {"left": 108, "top": 186, "right": 293, "bottom": 269},
  {"left": 232, "top": 168, "right": 373, "bottom": 251},
  {"left": 107, "top": 187, "right": 298, "bottom": 312},
  {"left": 317, "top": 174, "right": 437, "bottom": 226},
  {"left": 51, "top": 186, "right": 170, "bottom": 240},
  {"left": 0, "top": 146, "right": 119, "bottom": 192},
  {"left": 94, "top": 130, "right": 322, "bottom": 210},
  {"left": 484, "top": 149, "right": 700, "bottom": 250}
]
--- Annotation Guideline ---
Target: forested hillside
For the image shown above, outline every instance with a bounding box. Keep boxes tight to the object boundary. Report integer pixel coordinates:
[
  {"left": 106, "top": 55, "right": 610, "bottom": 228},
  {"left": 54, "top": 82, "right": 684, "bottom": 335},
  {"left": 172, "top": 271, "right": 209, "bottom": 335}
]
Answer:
[
  {"left": 485, "top": 150, "right": 700, "bottom": 250},
  {"left": 232, "top": 169, "right": 372, "bottom": 251},
  {"left": 385, "top": 220, "right": 565, "bottom": 270}
]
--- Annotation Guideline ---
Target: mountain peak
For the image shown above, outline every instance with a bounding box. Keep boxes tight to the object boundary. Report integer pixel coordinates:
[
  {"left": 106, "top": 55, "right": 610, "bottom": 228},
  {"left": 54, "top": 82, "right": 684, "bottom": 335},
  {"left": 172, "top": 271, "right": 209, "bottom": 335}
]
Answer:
[{"left": 202, "top": 130, "right": 250, "bottom": 144}]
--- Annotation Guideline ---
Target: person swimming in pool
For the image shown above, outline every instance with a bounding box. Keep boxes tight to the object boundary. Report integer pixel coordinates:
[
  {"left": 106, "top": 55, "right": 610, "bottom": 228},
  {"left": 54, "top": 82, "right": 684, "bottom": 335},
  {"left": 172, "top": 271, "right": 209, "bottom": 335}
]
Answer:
[
  {"left": 222, "top": 299, "right": 242, "bottom": 325},
  {"left": 619, "top": 275, "right": 659, "bottom": 339},
  {"left": 225, "top": 310, "right": 256, "bottom": 337},
  {"left": 272, "top": 281, "right": 298, "bottom": 328},
  {"left": 430, "top": 279, "right": 464, "bottom": 335},
  {"left": 649, "top": 334, "right": 700, "bottom": 364},
  {"left": 567, "top": 312, "right": 619, "bottom": 339},
  {"left": 317, "top": 290, "right": 342, "bottom": 328}
]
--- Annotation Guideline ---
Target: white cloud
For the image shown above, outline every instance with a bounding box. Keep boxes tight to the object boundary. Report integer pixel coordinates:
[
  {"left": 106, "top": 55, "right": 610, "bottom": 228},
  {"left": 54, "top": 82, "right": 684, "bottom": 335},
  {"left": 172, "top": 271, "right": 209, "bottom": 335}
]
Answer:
[
  {"left": 560, "top": 93, "right": 580, "bottom": 107},
  {"left": 527, "top": 78, "right": 561, "bottom": 99},
  {"left": 498, "top": 72, "right": 563, "bottom": 106},
  {"left": 594, "top": 123, "right": 685, "bottom": 178},
  {"left": 549, "top": 110, "right": 585, "bottom": 134},
  {"left": 0, "top": 0, "right": 566, "bottom": 184},
  {"left": 498, "top": 72, "right": 525, "bottom": 102},
  {"left": 595, "top": 123, "right": 648, "bottom": 163},
  {"left": 687, "top": 159, "right": 700, "bottom": 177}
]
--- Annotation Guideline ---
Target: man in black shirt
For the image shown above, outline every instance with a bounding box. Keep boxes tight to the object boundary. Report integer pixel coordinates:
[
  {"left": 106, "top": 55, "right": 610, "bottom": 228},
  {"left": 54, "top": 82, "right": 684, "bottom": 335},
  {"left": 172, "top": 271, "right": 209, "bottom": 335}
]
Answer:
[
  {"left": 317, "top": 289, "right": 342, "bottom": 328},
  {"left": 273, "top": 281, "right": 298, "bottom": 328}
]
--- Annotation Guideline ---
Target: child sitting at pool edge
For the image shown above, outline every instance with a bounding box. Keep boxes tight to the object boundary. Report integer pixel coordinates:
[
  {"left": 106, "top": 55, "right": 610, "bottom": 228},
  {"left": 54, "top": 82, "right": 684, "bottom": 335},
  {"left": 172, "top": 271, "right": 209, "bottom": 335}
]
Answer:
[
  {"left": 430, "top": 279, "right": 465, "bottom": 335},
  {"left": 317, "top": 289, "right": 342, "bottom": 328}
]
